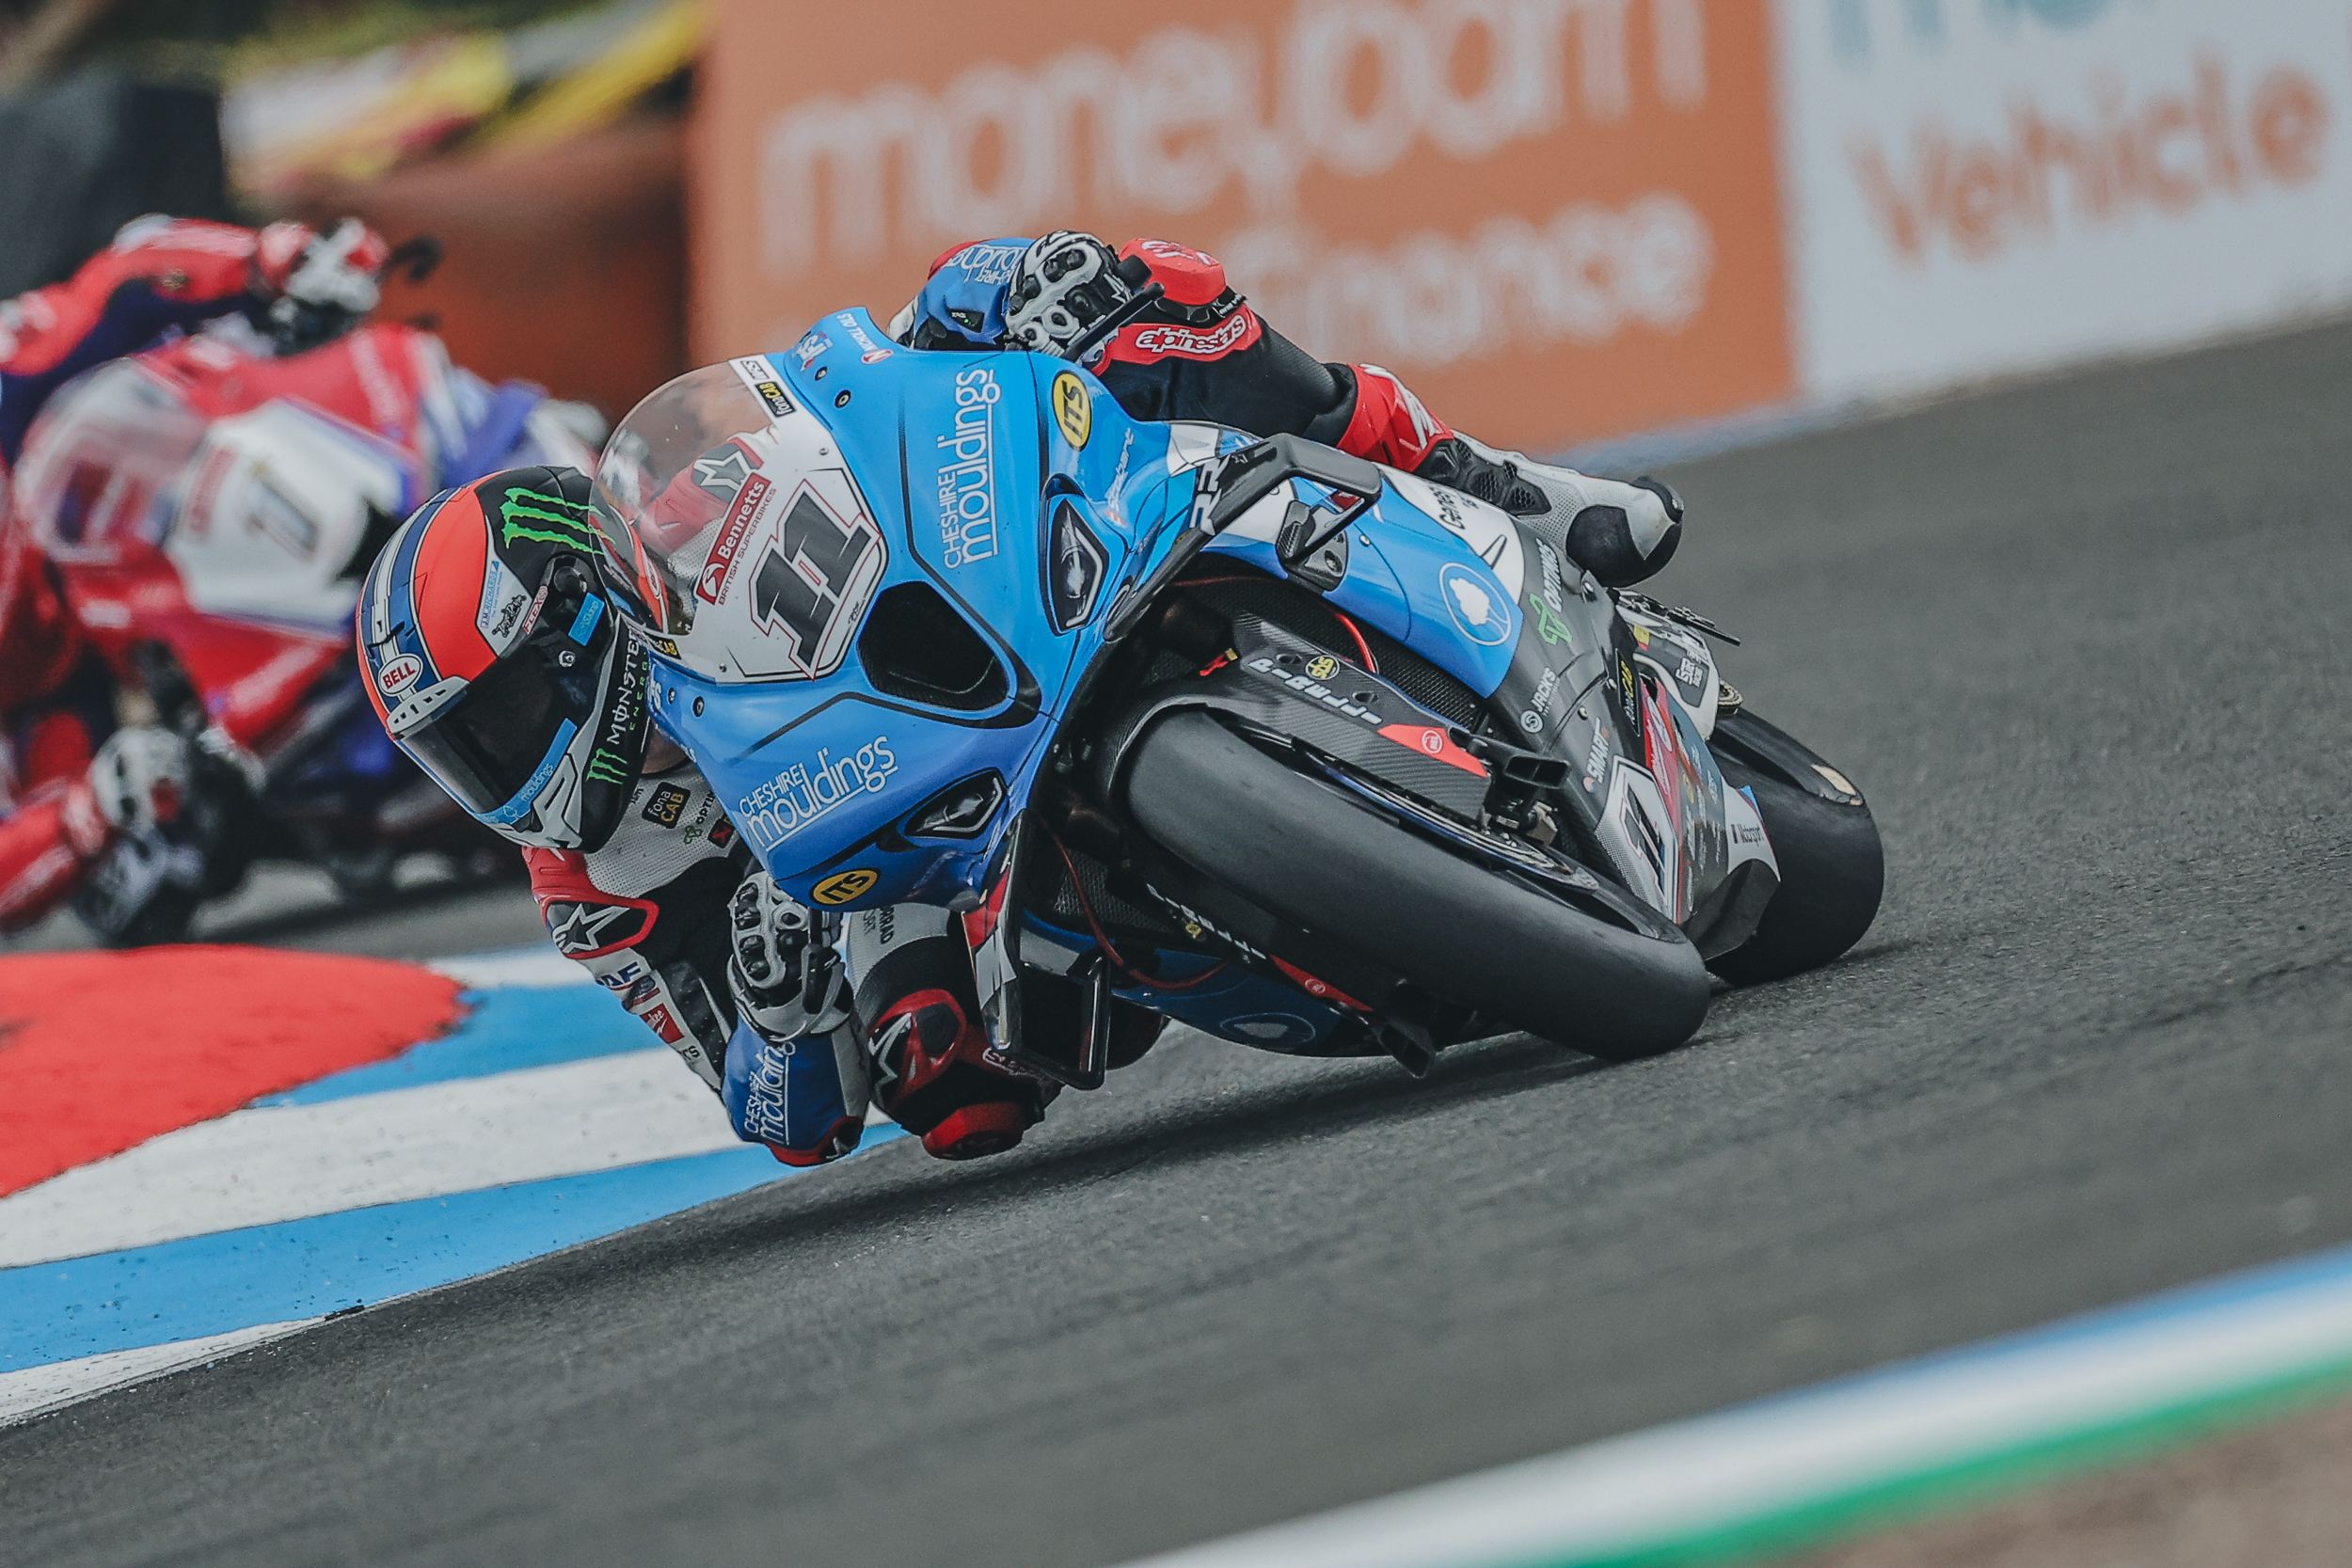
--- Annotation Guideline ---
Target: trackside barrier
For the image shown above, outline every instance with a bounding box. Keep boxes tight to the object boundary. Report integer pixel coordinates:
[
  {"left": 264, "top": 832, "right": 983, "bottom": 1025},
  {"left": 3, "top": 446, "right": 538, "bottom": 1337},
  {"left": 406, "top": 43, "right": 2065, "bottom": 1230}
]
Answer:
[{"left": 693, "top": 0, "right": 2352, "bottom": 451}]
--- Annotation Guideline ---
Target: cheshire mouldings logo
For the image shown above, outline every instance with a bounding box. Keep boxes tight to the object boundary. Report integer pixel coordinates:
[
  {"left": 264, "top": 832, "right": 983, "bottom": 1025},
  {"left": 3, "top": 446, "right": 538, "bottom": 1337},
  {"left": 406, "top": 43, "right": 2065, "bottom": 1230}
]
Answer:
[
  {"left": 936, "top": 366, "right": 1000, "bottom": 567},
  {"left": 736, "top": 736, "right": 898, "bottom": 854}
]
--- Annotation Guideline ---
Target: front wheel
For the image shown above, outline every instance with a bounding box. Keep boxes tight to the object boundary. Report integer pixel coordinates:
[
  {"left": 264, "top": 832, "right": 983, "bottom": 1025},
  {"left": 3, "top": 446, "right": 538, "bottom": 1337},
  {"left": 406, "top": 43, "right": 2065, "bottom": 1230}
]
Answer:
[
  {"left": 1708, "top": 752, "right": 1883, "bottom": 986},
  {"left": 1120, "top": 712, "right": 1711, "bottom": 1062}
]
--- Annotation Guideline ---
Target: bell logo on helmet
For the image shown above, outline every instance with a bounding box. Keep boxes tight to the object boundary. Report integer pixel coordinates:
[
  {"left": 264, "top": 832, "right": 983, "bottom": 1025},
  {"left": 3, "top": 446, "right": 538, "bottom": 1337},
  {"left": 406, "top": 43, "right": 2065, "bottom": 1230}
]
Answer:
[
  {"left": 498, "top": 486, "right": 597, "bottom": 552},
  {"left": 376, "top": 654, "right": 422, "bottom": 694}
]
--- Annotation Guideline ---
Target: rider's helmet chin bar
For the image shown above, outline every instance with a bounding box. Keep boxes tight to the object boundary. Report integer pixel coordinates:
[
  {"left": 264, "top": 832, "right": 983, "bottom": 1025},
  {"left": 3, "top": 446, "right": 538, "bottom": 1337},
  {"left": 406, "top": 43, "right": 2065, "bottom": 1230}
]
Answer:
[{"left": 1101, "top": 434, "right": 1386, "bottom": 645}]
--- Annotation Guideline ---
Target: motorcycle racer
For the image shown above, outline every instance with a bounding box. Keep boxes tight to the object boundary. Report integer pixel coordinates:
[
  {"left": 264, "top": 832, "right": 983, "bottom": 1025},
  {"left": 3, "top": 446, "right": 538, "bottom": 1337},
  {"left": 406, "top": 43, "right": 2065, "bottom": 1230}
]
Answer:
[
  {"left": 358, "top": 467, "right": 1104, "bottom": 1166},
  {"left": 359, "top": 232, "right": 1680, "bottom": 1164},
  {"left": 895, "top": 231, "right": 1687, "bottom": 591},
  {"left": 0, "top": 214, "right": 389, "bottom": 935}
]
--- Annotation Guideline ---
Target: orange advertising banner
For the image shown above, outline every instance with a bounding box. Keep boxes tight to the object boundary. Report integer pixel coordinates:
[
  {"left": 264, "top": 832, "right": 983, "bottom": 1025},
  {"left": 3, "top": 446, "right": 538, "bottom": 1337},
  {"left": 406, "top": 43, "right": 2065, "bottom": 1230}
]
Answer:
[{"left": 693, "top": 0, "right": 1792, "bottom": 451}]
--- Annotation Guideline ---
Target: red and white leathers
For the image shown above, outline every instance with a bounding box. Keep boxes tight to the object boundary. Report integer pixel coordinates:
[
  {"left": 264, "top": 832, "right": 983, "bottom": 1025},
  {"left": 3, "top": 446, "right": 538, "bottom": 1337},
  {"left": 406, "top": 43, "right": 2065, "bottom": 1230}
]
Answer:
[
  {"left": 0, "top": 214, "right": 405, "bottom": 934},
  {"left": 521, "top": 757, "right": 1061, "bottom": 1163},
  {"left": 0, "top": 519, "right": 114, "bottom": 931}
]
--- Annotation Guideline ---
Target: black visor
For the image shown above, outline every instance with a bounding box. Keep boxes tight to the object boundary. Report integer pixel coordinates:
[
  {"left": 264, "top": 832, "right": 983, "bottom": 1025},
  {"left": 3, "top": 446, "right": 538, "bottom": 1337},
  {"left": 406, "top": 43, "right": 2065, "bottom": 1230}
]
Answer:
[{"left": 405, "top": 576, "right": 612, "bottom": 820}]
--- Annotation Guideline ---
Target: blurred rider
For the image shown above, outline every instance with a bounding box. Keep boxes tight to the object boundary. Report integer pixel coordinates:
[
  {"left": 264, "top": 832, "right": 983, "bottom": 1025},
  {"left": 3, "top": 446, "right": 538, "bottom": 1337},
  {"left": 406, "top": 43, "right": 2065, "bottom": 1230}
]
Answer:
[
  {"left": 0, "top": 214, "right": 388, "bottom": 933},
  {"left": 893, "top": 231, "right": 1687, "bottom": 592},
  {"left": 357, "top": 467, "right": 1093, "bottom": 1165}
]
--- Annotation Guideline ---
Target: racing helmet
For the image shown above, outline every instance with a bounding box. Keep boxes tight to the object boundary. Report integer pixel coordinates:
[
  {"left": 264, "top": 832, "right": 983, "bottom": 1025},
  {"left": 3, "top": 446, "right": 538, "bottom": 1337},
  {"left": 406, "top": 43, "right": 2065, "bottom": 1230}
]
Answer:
[{"left": 356, "top": 465, "right": 648, "bottom": 851}]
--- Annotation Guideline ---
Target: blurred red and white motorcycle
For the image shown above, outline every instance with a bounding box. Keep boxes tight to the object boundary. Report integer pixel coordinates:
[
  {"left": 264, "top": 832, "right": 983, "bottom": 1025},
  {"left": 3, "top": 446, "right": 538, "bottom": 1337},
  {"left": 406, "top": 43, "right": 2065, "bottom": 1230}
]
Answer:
[{"left": 12, "top": 312, "right": 599, "bottom": 942}]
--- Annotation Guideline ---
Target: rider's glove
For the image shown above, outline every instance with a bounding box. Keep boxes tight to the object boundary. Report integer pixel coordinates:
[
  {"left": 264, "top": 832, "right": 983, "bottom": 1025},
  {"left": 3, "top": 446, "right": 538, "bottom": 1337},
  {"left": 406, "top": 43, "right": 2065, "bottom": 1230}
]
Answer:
[
  {"left": 1417, "top": 435, "right": 1684, "bottom": 588},
  {"left": 1003, "top": 231, "right": 1144, "bottom": 360},
  {"left": 727, "top": 872, "right": 854, "bottom": 1041},
  {"left": 254, "top": 218, "right": 389, "bottom": 355},
  {"left": 87, "top": 726, "right": 192, "bottom": 836}
]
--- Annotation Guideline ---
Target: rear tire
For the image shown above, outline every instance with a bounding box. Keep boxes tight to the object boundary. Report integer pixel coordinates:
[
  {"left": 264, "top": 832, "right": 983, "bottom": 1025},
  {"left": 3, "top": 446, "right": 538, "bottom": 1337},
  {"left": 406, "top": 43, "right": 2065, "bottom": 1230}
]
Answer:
[
  {"left": 1121, "top": 712, "right": 1710, "bottom": 1061},
  {"left": 1708, "top": 755, "right": 1883, "bottom": 986}
]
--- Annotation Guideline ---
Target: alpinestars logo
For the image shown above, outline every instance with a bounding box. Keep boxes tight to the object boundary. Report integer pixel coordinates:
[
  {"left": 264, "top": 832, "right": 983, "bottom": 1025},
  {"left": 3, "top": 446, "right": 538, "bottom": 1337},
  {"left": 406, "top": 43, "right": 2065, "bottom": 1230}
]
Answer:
[
  {"left": 936, "top": 367, "right": 1000, "bottom": 566},
  {"left": 1131, "top": 312, "right": 1252, "bottom": 357},
  {"left": 736, "top": 736, "right": 898, "bottom": 854},
  {"left": 497, "top": 486, "right": 596, "bottom": 552}
]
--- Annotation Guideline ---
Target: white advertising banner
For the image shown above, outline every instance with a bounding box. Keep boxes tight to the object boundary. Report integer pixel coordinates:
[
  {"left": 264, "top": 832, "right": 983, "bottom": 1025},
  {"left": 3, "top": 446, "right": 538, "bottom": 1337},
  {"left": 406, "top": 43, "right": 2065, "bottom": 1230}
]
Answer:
[{"left": 1778, "top": 0, "right": 2352, "bottom": 399}]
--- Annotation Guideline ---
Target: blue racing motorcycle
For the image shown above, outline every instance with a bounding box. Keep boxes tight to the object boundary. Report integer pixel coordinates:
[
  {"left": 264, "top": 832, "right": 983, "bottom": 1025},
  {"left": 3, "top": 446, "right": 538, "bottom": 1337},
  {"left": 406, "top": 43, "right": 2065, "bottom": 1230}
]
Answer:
[{"left": 586, "top": 309, "right": 1882, "bottom": 1082}]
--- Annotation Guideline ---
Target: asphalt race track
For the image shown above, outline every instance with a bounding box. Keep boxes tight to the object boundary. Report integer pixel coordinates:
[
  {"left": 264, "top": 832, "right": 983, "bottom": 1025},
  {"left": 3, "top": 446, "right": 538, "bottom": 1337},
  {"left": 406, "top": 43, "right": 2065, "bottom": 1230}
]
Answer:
[{"left": 8, "top": 319, "right": 2352, "bottom": 1568}]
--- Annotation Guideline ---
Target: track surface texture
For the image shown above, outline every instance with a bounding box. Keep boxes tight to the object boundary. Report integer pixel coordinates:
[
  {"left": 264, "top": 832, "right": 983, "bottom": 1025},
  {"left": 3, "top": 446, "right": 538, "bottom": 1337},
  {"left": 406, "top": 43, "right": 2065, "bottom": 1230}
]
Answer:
[{"left": 8, "top": 322, "right": 2352, "bottom": 1567}]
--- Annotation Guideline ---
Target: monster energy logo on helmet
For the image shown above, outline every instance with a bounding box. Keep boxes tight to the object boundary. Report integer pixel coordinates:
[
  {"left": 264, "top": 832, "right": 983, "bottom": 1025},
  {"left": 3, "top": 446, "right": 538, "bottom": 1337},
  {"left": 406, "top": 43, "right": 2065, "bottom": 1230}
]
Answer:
[{"left": 498, "top": 485, "right": 597, "bottom": 552}]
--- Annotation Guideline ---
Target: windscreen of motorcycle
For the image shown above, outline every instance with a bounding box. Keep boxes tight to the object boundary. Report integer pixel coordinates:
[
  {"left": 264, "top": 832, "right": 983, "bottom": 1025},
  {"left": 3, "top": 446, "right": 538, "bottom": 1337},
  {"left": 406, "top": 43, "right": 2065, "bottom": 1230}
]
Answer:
[
  {"left": 14, "top": 361, "right": 209, "bottom": 562},
  {"left": 592, "top": 357, "right": 886, "bottom": 686}
]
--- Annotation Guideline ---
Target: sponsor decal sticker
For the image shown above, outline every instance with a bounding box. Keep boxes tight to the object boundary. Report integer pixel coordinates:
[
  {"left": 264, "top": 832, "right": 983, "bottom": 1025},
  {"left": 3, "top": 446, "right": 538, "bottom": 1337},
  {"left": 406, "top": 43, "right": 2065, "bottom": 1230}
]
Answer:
[
  {"left": 748, "top": 483, "right": 887, "bottom": 678},
  {"left": 1051, "top": 371, "right": 1091, "bottom": 449},
  {"left": 937, "top": 366, "right": 1001, "bottom": 566},
  {"left": 793, "top": 330, "right": 831, "bottom": 368},
  {"left": 1378, "top": 722, "right": 1487, "bottom": 776},
  {"left": 692, "top": 445, "right": 755, "bottom": 499},
  {"left": 951, "top": 241, "right": 1023, "bottom": 284},
  {"left": 1521, "top": 665, "right": 1563, "bottom": 733},
  {"left": 1130, "top": 312, "right": 1252, "bottom": 356},
  {"left": 1439, "top": 563, "right": 1513, "bottom": 646},
  {"left": 1244, "top": 656, "right": 1382, "bottom": 725},
  {"left": 695, "top": 471, "right": 773, "bottom": 604},
  {"left": 812, "top": 867, "right": 881, "bottom": 906},
  {"left": 730, "top": 356, "right": 797, "bottom": 419},
  {"left": 835, "top": 310, "right": 891, "bottom": 360},
  {"left": 595, "top": 958, "right": 649, "bottom": 991},
  {"left": 496, "top": 484, "right": 597, "bottom": 553},
  {"left": 736, "top": 736, "right": 898, "bottom": 853},
  {"left": 376, "top": 654, "right": 422, "bottom": 695},
  {"left": 1305, "top": 654, "right": 1338, "bottom": 680},
  {"left": 641, "top": 782, "right": 691, "bottom": 827},
  {"left": 634, "top": 1003, "right": 685, "bottom": 1045},
  {"left": 1221, "top": 1012, "right": 1319, "bottom": 1045}
]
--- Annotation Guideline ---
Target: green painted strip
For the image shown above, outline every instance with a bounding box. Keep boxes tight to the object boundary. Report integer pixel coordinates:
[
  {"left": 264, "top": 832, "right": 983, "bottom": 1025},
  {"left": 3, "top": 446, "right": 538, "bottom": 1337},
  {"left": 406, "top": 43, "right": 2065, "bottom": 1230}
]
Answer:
[{"left": 1516, "top": 1354, "right": 2352, "bottom": 1568}]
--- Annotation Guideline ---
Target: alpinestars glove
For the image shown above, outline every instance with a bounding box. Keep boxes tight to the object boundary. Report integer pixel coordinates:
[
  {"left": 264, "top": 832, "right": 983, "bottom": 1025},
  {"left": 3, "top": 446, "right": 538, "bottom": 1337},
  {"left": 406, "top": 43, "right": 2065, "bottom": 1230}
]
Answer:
[
  {"left": 1003, "top": 231, "right": 1145, "bottom": 359},
  {"left": 726, "top": 872, "right": 853, "bottom": 1041}
]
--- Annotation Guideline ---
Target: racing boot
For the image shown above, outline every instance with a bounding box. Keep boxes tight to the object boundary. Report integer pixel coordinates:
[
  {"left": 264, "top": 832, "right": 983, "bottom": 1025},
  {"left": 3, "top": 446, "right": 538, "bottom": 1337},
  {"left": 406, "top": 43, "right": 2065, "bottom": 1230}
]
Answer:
[
  {"left": 722, "top": 873, "right": 869, "bottom": 1165},
  {"left": 846, "top": 903, "right": 1061, "bottom": 1160},
  {"left": 1417, "top": 435, "right": 1684, "bottom": 588}
]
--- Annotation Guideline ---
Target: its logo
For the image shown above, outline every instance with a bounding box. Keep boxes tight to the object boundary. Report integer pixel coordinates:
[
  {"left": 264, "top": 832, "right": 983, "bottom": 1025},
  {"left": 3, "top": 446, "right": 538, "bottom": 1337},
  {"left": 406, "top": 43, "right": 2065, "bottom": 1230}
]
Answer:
[
  {"left": 496, "top": 486, "right": 596, "bottom": 552},
  {"left": 812, "top": 867, "right": 881, "bottom": 906},
  {"left": 1305, "top": 654, "right": 1338, "bottom": 680},
  {"left": 793, "top": 330, "right": 831, "bottom": 367},
  {"left": 641, "top": 782, "right": 691, "bottom": 827},
  {"left": 1051, "top": 372, "right": 1091, "bottom": 449},
  {"left": 861, "top": 348, "right": 892, "bottom": 364},
  {"left": 376, "top": 654, "right": 421, "bottom": 694}
]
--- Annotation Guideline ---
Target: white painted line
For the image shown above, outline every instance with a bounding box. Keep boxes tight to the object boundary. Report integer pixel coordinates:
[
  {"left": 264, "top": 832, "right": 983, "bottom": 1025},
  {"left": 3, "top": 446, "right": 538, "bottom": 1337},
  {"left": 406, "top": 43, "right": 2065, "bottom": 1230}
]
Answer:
[
  {"left": 428, "top": 947, "right": 591, "bottom": 990},
  {"left": 0, "top": 1050, "right": 741, "bottom": 1267},
  {"left": 1117, "top": 1252, "right": 2352, "bottom": 1568},
  {"left": 0, "top": 1319, "right": 321, "bottom": 1425}
]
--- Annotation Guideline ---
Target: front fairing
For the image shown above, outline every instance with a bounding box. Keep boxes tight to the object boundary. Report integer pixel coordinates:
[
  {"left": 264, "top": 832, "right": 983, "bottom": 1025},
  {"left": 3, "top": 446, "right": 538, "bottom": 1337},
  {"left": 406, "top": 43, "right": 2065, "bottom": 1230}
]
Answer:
[{"left": 646, "top": 315, "right": 1181, "bottom": 909}]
